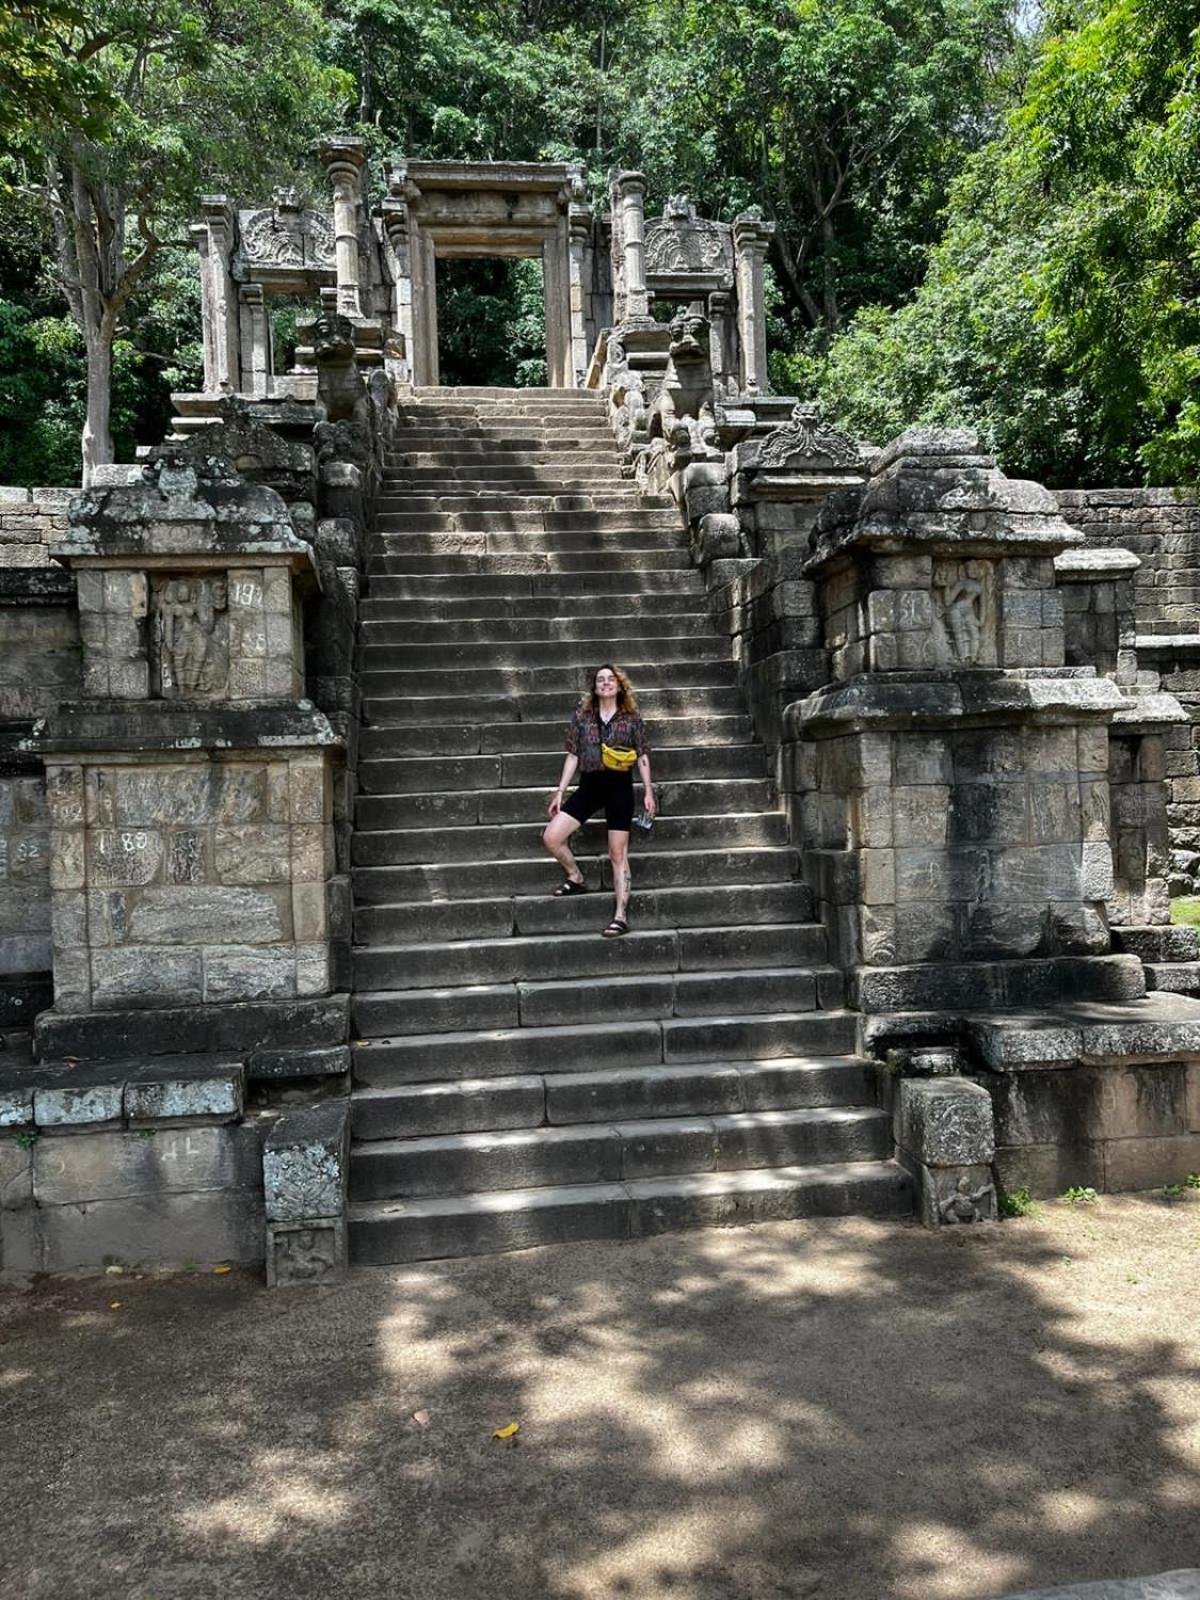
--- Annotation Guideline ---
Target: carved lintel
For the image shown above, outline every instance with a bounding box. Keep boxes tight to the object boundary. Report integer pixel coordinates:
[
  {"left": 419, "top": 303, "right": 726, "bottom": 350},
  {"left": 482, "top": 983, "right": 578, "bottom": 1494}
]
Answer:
[{"left": 758, "top": 403, "right": 861, "bottom": 471}]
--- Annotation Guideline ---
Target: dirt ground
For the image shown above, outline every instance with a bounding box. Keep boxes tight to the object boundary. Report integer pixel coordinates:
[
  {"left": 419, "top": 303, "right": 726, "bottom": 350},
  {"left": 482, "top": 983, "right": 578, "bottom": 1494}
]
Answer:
[{"left": 2, "top": 1195, "right": 1198, "bottom": 1600}]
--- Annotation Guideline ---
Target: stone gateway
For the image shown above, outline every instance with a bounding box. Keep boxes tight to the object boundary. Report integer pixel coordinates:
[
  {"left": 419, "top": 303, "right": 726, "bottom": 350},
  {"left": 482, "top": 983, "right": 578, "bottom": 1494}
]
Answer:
[{"left": 1, "top": 151, "right": 1199, "bottom": 1283}]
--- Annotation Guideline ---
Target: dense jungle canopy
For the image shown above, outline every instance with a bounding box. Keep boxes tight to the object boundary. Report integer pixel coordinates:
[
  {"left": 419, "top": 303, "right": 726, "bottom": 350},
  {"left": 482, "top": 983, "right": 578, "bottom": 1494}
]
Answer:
[{"left": 1, "top": 0, "right": 1198, "bottom": 486}]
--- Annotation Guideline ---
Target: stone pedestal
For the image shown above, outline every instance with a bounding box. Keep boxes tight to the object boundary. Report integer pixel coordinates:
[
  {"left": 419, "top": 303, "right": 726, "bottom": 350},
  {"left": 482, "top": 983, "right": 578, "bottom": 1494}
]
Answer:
[{"left": 34, "top": 455, "right": 344, "bottom": 1047}]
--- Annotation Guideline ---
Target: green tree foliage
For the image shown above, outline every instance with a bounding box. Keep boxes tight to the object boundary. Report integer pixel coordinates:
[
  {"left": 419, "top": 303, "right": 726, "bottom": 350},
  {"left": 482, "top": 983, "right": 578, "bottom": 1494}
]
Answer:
[
  {"left": 4, "top": 1, "right": 350, "bottom": 481},
  {"left": 813, "top": 0, "right": 1200, "bottom": 486}
]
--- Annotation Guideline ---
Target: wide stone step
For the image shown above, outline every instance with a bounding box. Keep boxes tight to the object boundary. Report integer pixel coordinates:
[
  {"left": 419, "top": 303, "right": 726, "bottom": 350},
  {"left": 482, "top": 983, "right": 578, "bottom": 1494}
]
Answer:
[
  {"left": 353, "top": 843, "right": 800, "bottom": 903},
  {"left": 358, "top": 593, "right": 710, "bottom": 622},
  {"left": 348, "top": 1159, "right": 912, "bottom": 1263},
  {"left": 351, "top": 1055, "right": 872, "bottom": 1140},
  {"left": 383, "top": 469, "right": 628, "bottom": 488},
  {"left": 353, "top": 963, "right": 841, "bottom": 1037},
  {"left": 386, "top": 450, "right": 627, "bottom": 471},
  {"left": 359, "top": 659, "right": 735, "bottom": 697},
  {"left": 353, "top": 921, "right": 824, "bottom": 990},
  {"left": 358, "top": 634, "right": 726, "bottom": 669},
  {"left": 352, "top": 811, "right": 787, "bottom": 868},
  {"left": 362, "top": 685, "right": 744, "bottom": 726},
  {"left": 358, "top": 716, "right": 759, "bottom": 762},
  {"left": 374, "top": 493, "right": 662, "bottom": 515},
  {"left": 384, "top": 429, "right": 615, "bottom": 450},
  {"left": 366, "top": 570, "right": 704, "bottom": 599},
  {"left": 354, "top": 880, "right": 813, "bottom": 946},
  {"left": 367, "top": 549, "right": 691, "bottom": 575},
  {"left": 351, "top": 1010, "right": 859, "bottom": 1086},
  {"left": 374, "top": 509, "right": 679, "bottom": 535},
  {"left": 371, "top": 528, "right": 685, "bottom": 559},
  {"left": 356, "top": 776, "right": 772, "bottom": 827},
  {"left": 350, "top": 1104, "right": 891, "bottom": 1201},
  {"left": 359, "top": 613, "right": 717, "bottom": 645}
]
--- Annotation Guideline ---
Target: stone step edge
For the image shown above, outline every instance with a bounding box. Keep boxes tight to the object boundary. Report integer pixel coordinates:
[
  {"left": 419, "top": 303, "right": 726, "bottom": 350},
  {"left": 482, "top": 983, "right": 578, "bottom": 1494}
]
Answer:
[
  {"left": 352, "top": 1103, "right": 886, "bottom": 1160},
  {"left": 352, "top": 809, "right": 782, "bottom": 843},
  {"left": 352, "top": 880, "right": 807, "bottom": 924},
  {"left": 352, "top": 1009, "right": 856, "bottom": 1053},
  {"left": 347, "top": 1160, "right": 913, "bottom": 1260},
  {"left": 353, "top": 962, "right": 841, "bottom": 1006},
  {"left": 353, "top": 844, "right": 798, "bottom": 873}
]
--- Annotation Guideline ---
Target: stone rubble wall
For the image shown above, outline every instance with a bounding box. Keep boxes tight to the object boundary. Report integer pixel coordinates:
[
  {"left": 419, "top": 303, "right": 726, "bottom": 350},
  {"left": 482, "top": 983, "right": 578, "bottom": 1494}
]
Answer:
[{"left": 0, "top": 486, "right": 72, "bottom": 569}]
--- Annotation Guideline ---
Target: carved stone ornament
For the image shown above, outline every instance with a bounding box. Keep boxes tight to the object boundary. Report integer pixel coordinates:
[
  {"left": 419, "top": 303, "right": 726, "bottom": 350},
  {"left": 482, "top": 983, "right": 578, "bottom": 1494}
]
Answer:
[
  {"left": 758, "top": 402, "right": 861, "bottom": 470},
  {"left": 269, "top": 1222, "right": 344, "bottom": 1286},
  {"left": 645, "top": 196, "right": 733, "bottom": 276},
  {"left": 931, "top": 557, "right": 996, "bottom": 666},
  {"left": 241, "top": 206, "right": 335, "bottom": 270},
  {"left": 151, "top": 574, "right": 230, "bottom": 697},
  {"left": 939, "top": 1173, "right": 997, "bottom": 1224}
]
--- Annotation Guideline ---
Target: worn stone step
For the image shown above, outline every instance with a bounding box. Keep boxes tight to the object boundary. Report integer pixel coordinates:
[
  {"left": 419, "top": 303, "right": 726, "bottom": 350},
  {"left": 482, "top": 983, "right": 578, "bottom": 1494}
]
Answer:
[
  {"left": 352, "top": 812, "right": 787, "bottom": 868},
  {"left": 366, "top": 569, "right": 705, "bottom": 600},
  {"left": 358, "top": 717, "right": 760, "bottom": 763},
  {"left": 359, "top": 659, "right": 735, "bottom": 698},
  {"left": 348, "top": 1159, "right": 912, "bottom": 1263},
  {"left": 374, "top": 496, "right": 667, "bottom": 520},
  {"left": 363, "top": 685, "right": 744, "bottom": 726},
  {"left": 359, "top": 613, "right": 716, "bottom": 644},
  {"left": 383, "top": 469, "right": 627, "bottom": 488},
  {"left": 359, "top": 634, "right": 726, "bottom": 669},
  {"left": 358, "top": 742, "right": 763, "bottom": 789},
  {"left": 353, "top": 880, "right": 813, "bottom": 946},
  {"left": 386, "top": 450, "right": 627, "bottom": 471},
  {"left": 351, "top": 1009, "right": 859, "bottom": 1085},
  {"left": 358, "top": 593, "right": 710, "bottom": 621},
  {"left": 373, "top": 523, "right": 681, "bottom": 552},
  {"left": 352, "top": 920, "right": 822, "bottom": 990},
  {"left": 361, "top": 681, "right": 748, "bottom": 726},
  {"left": 352, "top": 843, "right": 800, "bottom": 903},
  {"left": 1143, "top": 961, "right": 1200, "bottom": 994},
  {"left": 353, "top": 965, "right": 838, "bottom": 1038},
  {"left": 374, "top": 509, "right": 679, "bottom": 536},
  {"left": 366, "top": 549, "right": 691, "bottom": 576},
  {"left": 383, "top": 434, "right": 616, "bottom": 455},
  {"left": 356, "top": 776, "right": 772, "bottom": 827},
  {"left": 350, "top": 1056, "right": 872, "bottom": 1141},
  {"left": 350, "top": 1105, "right": 891, "bottom": 1201}
]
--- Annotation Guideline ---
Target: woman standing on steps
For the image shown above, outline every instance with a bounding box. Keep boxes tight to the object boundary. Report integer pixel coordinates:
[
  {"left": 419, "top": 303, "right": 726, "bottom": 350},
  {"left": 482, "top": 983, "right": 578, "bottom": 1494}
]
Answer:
[{"left": 543, "top": 663, "right": 656, "bottom": 938}]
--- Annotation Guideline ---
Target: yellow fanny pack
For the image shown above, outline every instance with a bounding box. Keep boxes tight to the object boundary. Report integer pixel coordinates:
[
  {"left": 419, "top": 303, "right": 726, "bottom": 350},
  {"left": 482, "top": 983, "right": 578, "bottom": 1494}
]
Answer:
[{"left": 601, "top": 743, "right": 638, "bottom": 772}]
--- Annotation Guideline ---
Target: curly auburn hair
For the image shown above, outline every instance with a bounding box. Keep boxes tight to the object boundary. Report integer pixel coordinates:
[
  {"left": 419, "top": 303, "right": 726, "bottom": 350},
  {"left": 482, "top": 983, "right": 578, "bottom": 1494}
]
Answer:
[{"left": 581, "top": 662, "right": 639, "bottom": 714}]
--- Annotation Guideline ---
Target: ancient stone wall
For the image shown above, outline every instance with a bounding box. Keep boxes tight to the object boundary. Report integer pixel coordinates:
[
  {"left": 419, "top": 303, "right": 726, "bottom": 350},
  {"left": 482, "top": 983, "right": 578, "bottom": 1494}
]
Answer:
[{"left": 1056, "top": 487, "right": 1200, "bottom": 632}]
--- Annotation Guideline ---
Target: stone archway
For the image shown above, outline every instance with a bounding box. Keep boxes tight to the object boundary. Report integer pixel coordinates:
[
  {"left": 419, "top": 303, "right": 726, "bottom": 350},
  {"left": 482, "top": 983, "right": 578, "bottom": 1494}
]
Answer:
[{"left": 380, "top": 159, "right": 602, "bottom": 388}]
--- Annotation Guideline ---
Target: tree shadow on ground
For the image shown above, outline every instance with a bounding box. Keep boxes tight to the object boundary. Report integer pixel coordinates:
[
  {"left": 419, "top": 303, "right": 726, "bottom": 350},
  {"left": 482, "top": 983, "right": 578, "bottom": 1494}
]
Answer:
[{"left": 1, "top": 1203, "right": 1198, "bottom": 1600}]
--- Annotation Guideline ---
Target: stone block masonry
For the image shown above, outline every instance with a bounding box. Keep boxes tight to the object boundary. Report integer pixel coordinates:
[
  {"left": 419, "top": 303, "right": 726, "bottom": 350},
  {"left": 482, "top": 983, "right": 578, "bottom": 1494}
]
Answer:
[
  {"left": 43, "top": 749, "right": 335, "bottom": 1012},
  {"left": 0, "top": 486, "right": 72, "bottom": 569}
]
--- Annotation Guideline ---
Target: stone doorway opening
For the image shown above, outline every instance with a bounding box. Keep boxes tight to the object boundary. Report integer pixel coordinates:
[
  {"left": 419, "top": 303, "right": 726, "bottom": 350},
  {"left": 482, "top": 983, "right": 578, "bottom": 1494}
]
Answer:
[{"left": 435, "top": 257, "right": 547, "bottom": 389}]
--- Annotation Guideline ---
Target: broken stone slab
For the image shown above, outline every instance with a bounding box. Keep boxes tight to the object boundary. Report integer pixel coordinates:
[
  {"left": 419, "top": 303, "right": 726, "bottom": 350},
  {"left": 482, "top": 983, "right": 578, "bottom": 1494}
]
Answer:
[
  {"left": 991, "top": 1571, "right": 1200, "bottom": 1600},
  {"left": 968, "top": 993, "right": 1200, "bottom": 1071},
  {"left": 263, "top": 1098, "right": 349, "bottom": 1286}
]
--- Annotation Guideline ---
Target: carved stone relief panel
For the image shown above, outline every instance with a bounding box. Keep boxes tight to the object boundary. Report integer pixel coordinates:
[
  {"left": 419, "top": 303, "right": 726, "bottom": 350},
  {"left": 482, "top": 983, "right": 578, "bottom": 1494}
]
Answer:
[
  {"left": 239, "top": 205, "right": 335, "bottom": 272},
  {"left": 150, "top": 574, "right": 230, "bottom": 698},
  {"left": 931, "top": 558, "right": 998, "bottom": 667},
  {"left": 644, "top": 196, "right": 734, "bottom": 279},
  {"left": 758, "top": 402, "right": 861, "bottom": 471}
]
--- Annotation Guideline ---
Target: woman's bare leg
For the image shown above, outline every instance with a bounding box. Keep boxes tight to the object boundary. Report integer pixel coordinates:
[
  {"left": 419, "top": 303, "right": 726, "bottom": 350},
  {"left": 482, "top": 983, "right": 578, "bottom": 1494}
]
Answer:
[
  {"left": 608, "top": 830, "right": 631, "bottom": 920},
  {"left": 543, "top": 811, "right": 585, "bottom": 882}
]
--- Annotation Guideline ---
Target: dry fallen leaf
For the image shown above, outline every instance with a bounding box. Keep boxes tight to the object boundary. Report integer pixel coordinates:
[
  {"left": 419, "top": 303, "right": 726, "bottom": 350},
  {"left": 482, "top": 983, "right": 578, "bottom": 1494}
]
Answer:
[
  {"left": 492, "top": 1422, "right": 519, "bottom": 1441},
  {"left": 212, "top": 1265, "right": 232, "bottom": 1275},
  {"left": 104, "top": 1264, "right": 122, "bottom": 1276},
  {"left": 109, "top": 1302, "right": 121, "bottom": 1310},
  {"left": 412, "top": 1409, "right": 431, "bottom": 1427}
]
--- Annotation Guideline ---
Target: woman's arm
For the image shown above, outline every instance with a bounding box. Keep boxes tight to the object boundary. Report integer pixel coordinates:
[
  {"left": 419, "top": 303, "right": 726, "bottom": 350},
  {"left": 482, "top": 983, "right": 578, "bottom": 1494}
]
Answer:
[
  {"left": 637, "top": 751, "right": 656, "bottom": 816},
  {"left": 548, "top": 752, "right": 580, "bottom": 818}
]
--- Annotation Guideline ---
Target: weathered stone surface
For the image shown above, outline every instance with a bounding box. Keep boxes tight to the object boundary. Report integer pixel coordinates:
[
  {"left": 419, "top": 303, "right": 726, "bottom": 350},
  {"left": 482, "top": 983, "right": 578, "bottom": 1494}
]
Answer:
[
  {"left": 34, "top": 1081, "right": 123, "bottom": 1128},
  {"left": 263, "top": 1099, "right": 349, "bottom": 1222},
  {"left": 124, "top": 1063, "right": 243, "bottom": 1123},
  {"left": 897, "top": 1076, "right": 995, "bottom": 1166},
  {"left": 993, "top": 1571, "right": 1200, "bottom": 1600},
  {"left": 266, "top": 1217, "right": 347, "bottom": 1286},
  {"left": 32, "top": 1122, "right": 262, "bottom": 1206}
]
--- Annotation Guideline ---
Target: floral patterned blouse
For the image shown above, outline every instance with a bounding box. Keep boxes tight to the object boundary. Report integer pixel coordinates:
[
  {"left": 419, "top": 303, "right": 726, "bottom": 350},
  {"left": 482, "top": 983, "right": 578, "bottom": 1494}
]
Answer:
[{"left": 565, "top": 706, "right": 650, "bottom": 774}]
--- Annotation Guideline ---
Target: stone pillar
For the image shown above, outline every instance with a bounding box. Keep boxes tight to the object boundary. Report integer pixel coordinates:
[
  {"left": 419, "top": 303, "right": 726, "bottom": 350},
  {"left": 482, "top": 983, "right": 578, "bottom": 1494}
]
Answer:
[
  {"left": 567, "top": 202, "right": 594, "bottom": 385},
  {"left": 317, "top": 137, "right": 367, "bottom": 321},
  {"left": 35, "top": 454, "right": 343, "bottom": 1046},
  {"left": 238, "top": 284, "right": 272, "bottom": 398},
  {"left": 613, "top": 171, "right": 650, "bottom": 323},
  {"left": 733, "top": 213, "right": 774, "bottom": 396},
  {"left": 543, "top": 216, "right": 574, "bottom": 388},
  {"left": 381, "top": 168, "right": 413, "bottom": 384},
  {"left": 191, "top": 197, "right": 239, "bottom": 394}
]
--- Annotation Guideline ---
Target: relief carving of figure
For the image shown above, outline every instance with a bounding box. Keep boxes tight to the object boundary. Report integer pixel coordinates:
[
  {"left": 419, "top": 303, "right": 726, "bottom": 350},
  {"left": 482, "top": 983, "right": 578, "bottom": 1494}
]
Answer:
[
  {"left": 153, "top": 576, "right": 229, "bottom": 696},
  {"left": 939, "top": 1173, "right": 996, "bottom": 1224},
  {"left": 940, "top": 563, "right": 986, "bottom": 664}
]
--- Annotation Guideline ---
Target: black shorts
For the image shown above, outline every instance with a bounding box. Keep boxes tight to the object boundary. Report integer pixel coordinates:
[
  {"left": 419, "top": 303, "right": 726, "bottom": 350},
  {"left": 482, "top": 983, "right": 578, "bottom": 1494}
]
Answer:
[{"left": 562, "top": 770, "right": 635, "bottom": 832}]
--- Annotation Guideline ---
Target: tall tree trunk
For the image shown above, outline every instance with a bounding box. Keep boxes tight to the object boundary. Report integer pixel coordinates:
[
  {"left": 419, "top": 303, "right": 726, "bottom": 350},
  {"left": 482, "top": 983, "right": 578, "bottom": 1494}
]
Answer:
[{"left": 81, "top": 319, "right": 114, "bottom": 484}]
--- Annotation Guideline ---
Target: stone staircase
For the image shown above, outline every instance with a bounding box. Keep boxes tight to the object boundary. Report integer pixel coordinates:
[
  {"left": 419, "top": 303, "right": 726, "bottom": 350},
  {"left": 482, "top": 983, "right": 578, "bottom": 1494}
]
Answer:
[{"left": 347, "top": 385, "right": 912, "bottom": 1262}]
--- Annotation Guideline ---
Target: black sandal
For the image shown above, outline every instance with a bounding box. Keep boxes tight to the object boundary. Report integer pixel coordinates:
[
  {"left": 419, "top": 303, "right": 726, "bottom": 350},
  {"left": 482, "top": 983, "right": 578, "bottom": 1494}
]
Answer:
[
  {"left": 602, "top": 918, "right": 629, "bottom": 937},
  {"left": 553, "top": 876, "right": 588, "bottom": 896}
]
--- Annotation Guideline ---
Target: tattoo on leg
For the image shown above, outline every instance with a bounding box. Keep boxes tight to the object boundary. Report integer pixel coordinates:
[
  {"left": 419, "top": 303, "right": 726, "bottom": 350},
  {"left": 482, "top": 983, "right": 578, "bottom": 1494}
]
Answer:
[{"left": 612, "top": 859, "right": 631, "bottom": 916}]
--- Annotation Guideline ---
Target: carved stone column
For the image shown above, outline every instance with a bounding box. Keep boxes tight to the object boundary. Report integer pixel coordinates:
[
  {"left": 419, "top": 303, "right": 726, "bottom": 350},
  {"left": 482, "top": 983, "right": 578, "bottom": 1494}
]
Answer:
[
  {"left": 381, "top": 161, "right": 413, "bottom": 382},
  {"left": 238, "top": 284, "right": 272, "bottom": 397},
  {"left": 733, "top": 213, "right": 774, "bottom": 395},
  {"left": 317, "top": 137, "right": 367, "bottom": 320},
  {"left": 567, "top": 201, "right": 594, "bottom": 386},
  {"left": 191, "top": 197, "right": 239, "bottom": 394},
  {"left": 613, "top": 171, "right": 650, "bottom": 323}
]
